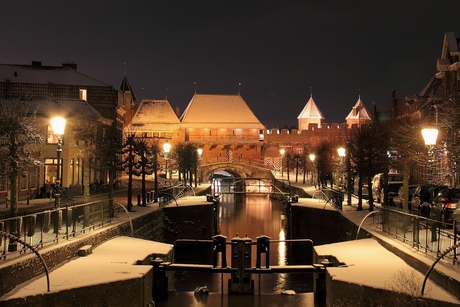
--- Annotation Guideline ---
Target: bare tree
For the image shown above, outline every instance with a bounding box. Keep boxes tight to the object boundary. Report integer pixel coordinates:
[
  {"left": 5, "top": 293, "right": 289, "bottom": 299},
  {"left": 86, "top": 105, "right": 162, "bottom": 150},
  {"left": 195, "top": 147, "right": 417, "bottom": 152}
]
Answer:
[
  {"left": 121, "top": 134, "right": 137, "bottom": 211},
  {"left": 0, "top": 99, "right": 44, "bottom": 251},
  {"left": 348, "top": 123, "right": 389, "bottom": 211}
]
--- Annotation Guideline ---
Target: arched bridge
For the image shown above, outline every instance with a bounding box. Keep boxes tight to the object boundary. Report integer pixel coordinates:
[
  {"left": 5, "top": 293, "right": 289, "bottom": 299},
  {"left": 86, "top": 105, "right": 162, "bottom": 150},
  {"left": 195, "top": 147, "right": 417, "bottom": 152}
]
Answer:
[{"left": 199, "top": 161, "right": 274, "bottom": 182}]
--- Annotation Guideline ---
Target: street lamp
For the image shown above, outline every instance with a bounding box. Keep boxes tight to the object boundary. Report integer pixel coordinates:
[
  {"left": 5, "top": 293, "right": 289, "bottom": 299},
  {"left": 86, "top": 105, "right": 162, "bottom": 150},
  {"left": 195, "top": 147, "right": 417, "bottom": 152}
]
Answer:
[
  {"left": 337, "top": 147, "right": 346, "bottom": 190},
  {"left": 197, "top": 148, "right": 203, "bottom": 186},
  {"left": 309, "top": 154, "right": 315, "bottom": 186},
  {"left": 422, "top": 127, "right": 438, "bottom": 242},
  {"left": 280, "top": 149, "right": 285, "bottom": 177},
  {"left": 50, "top": 117, "right": 66, "bottom": 209},
  {"left": 422, "top": 127, "right": 438, "bottom": 184},
  {"left": 163, "top": 142, "right": 171, "bottom": 181}
]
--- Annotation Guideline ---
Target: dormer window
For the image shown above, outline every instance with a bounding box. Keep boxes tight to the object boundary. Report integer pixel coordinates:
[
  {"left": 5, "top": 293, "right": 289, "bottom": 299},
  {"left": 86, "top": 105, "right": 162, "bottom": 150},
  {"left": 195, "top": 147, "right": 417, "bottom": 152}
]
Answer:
[{"left": 79, "top": 88, "right": 87, "bottom": 101}]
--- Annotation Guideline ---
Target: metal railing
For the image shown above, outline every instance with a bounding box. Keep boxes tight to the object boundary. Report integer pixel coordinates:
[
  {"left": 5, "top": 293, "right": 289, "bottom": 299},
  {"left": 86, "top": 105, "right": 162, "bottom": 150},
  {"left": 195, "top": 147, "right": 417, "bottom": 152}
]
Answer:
[
  {"left": 0, "top": 200, "right": 117, "bottom": 262},
  {"left": 377, "top": 207, "right": 460, "bottom": 265}
]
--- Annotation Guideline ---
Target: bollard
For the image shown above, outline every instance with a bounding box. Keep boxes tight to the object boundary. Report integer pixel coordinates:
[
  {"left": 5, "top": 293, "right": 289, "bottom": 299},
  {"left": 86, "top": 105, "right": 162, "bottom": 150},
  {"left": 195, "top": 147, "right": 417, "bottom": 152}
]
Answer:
[
  {"left": 256, "top": 235, "right": 270, "bottom": 268},
  {"left": 315, "top": 259, "right": 333, "bottom": 302},
  {"left": 212, "top": 234, "right": 227, "bottom": 268},
  {"left": 137, "top": 194, "right": 141, "bottom": 206},
  {"left": 151, "top": 257, "right": 168, "bottom": 299},
  {"left": 27, "top": 195, "right": 30, "bottom": 206}
]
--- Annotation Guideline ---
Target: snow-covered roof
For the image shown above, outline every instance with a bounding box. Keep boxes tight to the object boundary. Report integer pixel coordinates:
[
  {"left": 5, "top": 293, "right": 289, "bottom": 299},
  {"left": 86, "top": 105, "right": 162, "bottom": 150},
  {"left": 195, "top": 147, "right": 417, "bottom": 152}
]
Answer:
[
  {"left": 125, "top": 99, "right": 180, "bottom": 133},
  {"left": 179, "top": 94, "right": 265, "bottom": 129},
  {"left": 0, "top": 63, "right": 111, "bottom": 87},
  {"left": 345, "top": 96, "right": 371, "bottom": 120},
  {"left": 23, "top": 98, "right": 111, "bottom": 124},
  {"left": 297, "top": 94, "right": 325, "bottom": 120}
]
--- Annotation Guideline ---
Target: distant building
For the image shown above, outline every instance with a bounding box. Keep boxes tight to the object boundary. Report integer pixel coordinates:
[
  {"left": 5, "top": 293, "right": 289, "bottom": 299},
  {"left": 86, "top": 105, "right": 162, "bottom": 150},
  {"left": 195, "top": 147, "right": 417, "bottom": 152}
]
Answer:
[
  {"left": 297, "top": 94, "right": 325, "bottom": 130},
  {"left": 0, "top": 61, "right": 123, "bottom": 201},
  {"left": 345, "top": 96, "right": 372, "bottom": 127},
  {"left": 125, "top": 99, "right": 180, "bottom": 143}
]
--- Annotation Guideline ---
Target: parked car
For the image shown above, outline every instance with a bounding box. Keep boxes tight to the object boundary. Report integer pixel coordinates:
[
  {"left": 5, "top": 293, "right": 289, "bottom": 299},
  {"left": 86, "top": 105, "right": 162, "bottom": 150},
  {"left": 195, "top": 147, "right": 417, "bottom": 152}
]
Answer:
[
  {"left": 411, "top": 184, "right": 448, "bottom": 217},
  {"left": 384, "top": 182, "right": 403, "bottom": 206},
  {"left": 392, "top": 184, "right": 417, "bottom": 209},
  {"left": 432, "top": 188, "right": 460, "bottom": 227},
  {"left": 371, "top": 173, "right": 403, "bottom": 203},
  {"left": 353, "top": 175, "right": 369, "bottom": 199}
]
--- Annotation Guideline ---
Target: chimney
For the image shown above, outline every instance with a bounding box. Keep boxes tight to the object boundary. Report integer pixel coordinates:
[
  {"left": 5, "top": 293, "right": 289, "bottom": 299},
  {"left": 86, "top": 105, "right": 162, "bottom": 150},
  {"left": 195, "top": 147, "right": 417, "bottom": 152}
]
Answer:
[
  {"left": 352, "top": 106, "right": 357, "bottom": 117},
  {"left": 31, "top": 61, "right": 42, "bottom": 66},
  {"left": 175, "top": 106, "right": 181, "bottom": 117}
]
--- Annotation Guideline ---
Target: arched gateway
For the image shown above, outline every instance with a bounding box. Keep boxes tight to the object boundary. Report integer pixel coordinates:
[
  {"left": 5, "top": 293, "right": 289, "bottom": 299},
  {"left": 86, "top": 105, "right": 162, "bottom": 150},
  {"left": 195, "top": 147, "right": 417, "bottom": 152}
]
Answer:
[{"left": 200, "top": 162, "right": 273, "bottom": 182}]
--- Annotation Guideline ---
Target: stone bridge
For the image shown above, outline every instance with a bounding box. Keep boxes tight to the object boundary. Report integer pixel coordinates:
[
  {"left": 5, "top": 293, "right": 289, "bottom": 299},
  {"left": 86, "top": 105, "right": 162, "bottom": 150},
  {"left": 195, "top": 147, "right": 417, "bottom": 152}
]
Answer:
[{"left": 199, "top": 162, "right": 274, "bottom": 181}]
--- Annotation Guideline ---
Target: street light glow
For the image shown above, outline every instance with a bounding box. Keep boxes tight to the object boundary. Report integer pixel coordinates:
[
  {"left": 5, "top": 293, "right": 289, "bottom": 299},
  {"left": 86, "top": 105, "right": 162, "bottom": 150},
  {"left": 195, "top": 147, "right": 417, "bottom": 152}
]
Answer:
[
  {"left": 309, "top": 154, "right": 315, "bottom": 162},
  {"left": 50, "top": 117, "right": 66, "bottom": 136},
  {"left": 421, "top": 128, "right": 438, "bottom": 146},
  {"left": 197, "top": 148, "right": 203, "bottom": 156},
  {"left": 279, "top": 148, "right": 285, "bottom": 155},
  {"left": 163, "top": 142, "right": 171, "bottom": 153},
  {"left": 337, "top": 147, "right": 346, "bottom": 157}
]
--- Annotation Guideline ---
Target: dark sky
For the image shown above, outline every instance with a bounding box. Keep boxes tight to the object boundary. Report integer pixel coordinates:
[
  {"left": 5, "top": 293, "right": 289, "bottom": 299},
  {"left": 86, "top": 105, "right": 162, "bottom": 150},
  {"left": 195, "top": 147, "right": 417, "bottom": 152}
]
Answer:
[{"left": 1, "top": 1, "right": 458, "bottom": 129}]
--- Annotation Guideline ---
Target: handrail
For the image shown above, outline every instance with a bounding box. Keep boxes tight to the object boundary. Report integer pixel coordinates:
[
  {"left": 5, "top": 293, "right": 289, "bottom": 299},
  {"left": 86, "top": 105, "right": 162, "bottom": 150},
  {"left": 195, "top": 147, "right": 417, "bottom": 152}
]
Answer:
[{"left": 0, "top": 231, "right": 50, "bottom": 292}]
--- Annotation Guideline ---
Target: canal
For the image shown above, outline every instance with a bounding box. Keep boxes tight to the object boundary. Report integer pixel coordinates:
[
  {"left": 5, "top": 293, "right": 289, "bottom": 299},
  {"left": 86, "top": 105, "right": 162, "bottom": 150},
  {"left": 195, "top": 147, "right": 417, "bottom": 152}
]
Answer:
[{"left": 156, "top": 192, "right": 324, "bottom": 307}]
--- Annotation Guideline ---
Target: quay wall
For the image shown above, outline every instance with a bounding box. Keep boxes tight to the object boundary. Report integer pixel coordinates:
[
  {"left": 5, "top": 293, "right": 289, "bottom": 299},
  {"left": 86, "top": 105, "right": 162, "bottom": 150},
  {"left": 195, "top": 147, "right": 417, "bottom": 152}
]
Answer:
[{"left": 0, "top": 204, "right": 215, "bottom": 300}]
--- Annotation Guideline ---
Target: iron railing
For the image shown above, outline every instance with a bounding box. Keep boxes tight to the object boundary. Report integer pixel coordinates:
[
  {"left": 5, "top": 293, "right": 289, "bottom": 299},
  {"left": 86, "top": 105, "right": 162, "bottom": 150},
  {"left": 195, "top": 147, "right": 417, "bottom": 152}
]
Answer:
[
  {"left": 0, "top": 200, "right": 117, "bottom": 262},
  {"left": 377, "top": 207, "right": 460, "bottom": 265}
]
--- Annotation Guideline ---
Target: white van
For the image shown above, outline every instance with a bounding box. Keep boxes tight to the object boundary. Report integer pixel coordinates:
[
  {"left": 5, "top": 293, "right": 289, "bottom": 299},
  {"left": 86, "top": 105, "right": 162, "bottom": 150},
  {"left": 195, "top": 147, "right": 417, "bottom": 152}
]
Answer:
[{"left": 371, "top": 173, "right": 403, "bottom": 203}]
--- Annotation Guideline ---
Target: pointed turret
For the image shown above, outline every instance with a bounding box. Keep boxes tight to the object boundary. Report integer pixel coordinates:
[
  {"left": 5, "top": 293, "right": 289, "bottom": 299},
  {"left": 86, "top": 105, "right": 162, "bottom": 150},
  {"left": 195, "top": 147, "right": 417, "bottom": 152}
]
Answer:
[
  {"left": 119, "top": 73, "right": 138, "bottom": 128},
  {"left": 345, "top": 95, "right": 371, "bottom": 126},
  {"left": 297, "top": 94, "right": 325, "bottom": 130}
]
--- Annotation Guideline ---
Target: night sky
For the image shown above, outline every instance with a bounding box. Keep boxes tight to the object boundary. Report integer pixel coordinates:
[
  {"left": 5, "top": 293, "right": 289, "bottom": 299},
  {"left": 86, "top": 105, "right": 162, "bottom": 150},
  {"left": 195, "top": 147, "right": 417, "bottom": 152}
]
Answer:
[{"left": 1, "top": 1, "right": 458, "bottom": 129}]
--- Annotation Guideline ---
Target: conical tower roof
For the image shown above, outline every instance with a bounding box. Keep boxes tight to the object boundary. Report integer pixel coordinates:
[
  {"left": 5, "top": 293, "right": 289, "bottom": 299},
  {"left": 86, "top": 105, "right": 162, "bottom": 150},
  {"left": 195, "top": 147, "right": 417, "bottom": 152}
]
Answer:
[{"left": 297, "top": 94, "right": 325, "bottom": 120}]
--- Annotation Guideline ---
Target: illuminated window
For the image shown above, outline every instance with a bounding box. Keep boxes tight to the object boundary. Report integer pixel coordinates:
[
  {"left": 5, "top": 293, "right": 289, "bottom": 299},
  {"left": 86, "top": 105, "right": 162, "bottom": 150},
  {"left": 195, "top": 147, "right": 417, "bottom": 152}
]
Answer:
[
  {"left": 47, "top": 125, "right": 58, "bottom": 144},
  {"left": 79, "top": 88, "right": 87, "bottom": 101}
]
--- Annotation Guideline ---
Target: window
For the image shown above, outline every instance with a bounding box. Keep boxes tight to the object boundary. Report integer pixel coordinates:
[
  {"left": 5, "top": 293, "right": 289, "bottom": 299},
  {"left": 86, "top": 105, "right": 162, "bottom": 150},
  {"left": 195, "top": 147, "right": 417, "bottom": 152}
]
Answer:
[
  {"left": 79, "top": 88, "right": 87, "bottom": 101},
  {"left": 47, "top": 125, "right": 58, "bottom": 144}
]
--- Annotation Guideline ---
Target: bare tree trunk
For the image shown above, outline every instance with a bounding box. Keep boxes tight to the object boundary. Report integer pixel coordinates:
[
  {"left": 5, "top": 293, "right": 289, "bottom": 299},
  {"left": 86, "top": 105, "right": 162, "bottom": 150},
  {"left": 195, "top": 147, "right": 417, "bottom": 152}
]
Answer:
[{"left": 8, "top": 172, "right": 18, "bottom": 251}]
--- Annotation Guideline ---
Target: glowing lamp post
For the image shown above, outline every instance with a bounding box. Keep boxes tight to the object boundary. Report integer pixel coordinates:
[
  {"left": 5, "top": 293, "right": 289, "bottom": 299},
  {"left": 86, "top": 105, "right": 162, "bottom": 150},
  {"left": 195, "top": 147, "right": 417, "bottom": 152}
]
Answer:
[
  {"left": 337, "top": 147, "right": 346, "bottom": 190},
  {"left": 309, "top": 154, "right": 315, "bottom": 186},
  {"left": 163, "top": 142, "right": 171, "bottom": 181},
  {"left": 196, "top": 148, "right": 203, "bottom": 186},
  {"left": 422, "top": 127, "right": 438, "bottom": 243},
  {"left": 280, "top": 149, "right": 285, "bottom": 177},
  {"left": 50, "top": 117, "right": 66, "bottom": 209},
  {"left": 422, "top": 128, "right": 438, "bottom": 184}
]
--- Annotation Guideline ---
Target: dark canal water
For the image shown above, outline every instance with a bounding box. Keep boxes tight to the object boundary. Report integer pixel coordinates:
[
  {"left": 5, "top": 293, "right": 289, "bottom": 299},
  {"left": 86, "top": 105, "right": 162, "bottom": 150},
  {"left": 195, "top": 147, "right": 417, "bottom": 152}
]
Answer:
[{"left": 156, "top": 192, "right": 324, "bottom": 307}]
